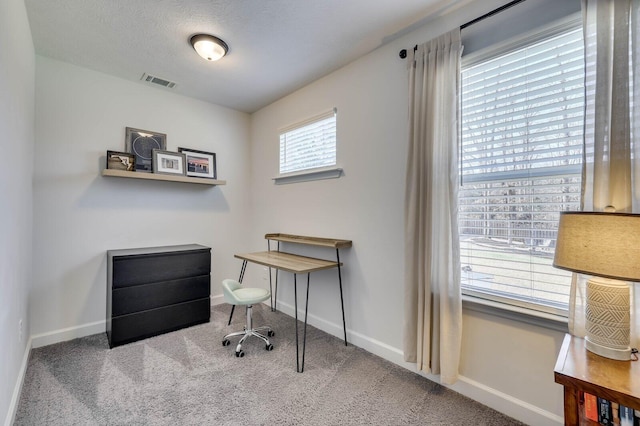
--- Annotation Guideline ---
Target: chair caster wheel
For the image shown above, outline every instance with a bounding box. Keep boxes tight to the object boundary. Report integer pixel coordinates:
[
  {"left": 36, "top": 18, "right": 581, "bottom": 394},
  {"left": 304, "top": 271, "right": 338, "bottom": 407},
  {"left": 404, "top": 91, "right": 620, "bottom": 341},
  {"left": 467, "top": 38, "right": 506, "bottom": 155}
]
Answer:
[
  {"left": 267, "top": 330, "right": 275, "bottom": 337},
  {"left": 266, "top": 343, "right": 274, "bottom": 351},
  {"left": 235, "top": 350, "right": 245, "bottom": 357},
  {"left": 222, "top": 339, "right": 230, "bottom": 347}
]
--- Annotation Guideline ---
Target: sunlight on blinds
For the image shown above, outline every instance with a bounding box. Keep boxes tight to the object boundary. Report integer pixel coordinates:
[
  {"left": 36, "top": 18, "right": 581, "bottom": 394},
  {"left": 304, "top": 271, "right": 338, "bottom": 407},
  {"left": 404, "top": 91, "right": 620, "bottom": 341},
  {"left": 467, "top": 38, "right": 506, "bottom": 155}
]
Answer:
[
  {"left": 279, "top": 109, "right": 337, "bottom": 174},
  {"left": 459, "top": 27, "right": 584, "bottom": 313}
]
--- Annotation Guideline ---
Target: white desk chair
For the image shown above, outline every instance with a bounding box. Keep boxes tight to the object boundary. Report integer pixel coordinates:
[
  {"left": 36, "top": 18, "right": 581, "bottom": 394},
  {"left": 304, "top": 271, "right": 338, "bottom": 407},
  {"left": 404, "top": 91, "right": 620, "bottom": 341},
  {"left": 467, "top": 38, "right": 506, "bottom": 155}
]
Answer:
[{"left": 221, "top": 278, "right": 274, "bottom": 357}]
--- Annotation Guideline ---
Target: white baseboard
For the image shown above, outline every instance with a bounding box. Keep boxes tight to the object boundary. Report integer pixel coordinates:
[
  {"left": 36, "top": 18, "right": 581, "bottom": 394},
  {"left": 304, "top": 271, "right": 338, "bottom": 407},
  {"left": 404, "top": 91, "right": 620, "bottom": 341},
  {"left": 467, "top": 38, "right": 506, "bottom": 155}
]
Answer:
[
  {"left": 4, "top": 336, "right": 32, "bottom": 426},
  {"left": 273, "top": 300, "right": 562, "bottom": 426},
  {"left": 32, "top": 297, "right": 226, "bottom": 349},
  {"left": 211, "top": 294, "right": 225, "bottom": 306},
  {"left": 31, "top": 320, "right": 106, "bottom": 349},
  {"left": 447, "top": 375, "right": 564, "bottom": 426}
]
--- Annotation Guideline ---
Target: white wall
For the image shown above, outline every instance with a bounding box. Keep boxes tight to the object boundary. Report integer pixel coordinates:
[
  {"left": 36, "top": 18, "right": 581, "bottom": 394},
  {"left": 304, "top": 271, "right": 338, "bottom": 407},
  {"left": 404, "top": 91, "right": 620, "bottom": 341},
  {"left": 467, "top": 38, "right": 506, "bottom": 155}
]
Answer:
[
  {"left": 457, "top": 309, "right": 565, "bottom": 422},
  {"left": 13, "top": 1, "right": 574, "bottom": 423},
  {"left": 0, "top": 0, "right": 34, "bottom": 423},
  {"left": 31, "top": 56, "right": 251, "bottom": 343},
  {"left": 249, "top": 0, "right": 566, "bottom": 423}
]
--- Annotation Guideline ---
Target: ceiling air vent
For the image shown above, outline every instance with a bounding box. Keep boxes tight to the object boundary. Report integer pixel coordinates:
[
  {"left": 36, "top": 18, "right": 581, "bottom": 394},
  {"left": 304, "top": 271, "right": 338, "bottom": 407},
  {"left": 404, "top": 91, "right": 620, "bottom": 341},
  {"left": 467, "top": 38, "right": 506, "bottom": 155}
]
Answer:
[{"left": 141, "top": 73, "right": 176, "bottom": 89}]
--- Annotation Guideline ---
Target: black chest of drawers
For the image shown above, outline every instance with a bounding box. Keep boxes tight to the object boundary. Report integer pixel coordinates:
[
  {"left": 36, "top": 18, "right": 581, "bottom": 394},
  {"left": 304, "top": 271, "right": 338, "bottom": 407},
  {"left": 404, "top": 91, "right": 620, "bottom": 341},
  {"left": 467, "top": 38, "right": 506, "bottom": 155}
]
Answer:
[{"left": 107, "top": 244, "right": 211, "bottom": 348}]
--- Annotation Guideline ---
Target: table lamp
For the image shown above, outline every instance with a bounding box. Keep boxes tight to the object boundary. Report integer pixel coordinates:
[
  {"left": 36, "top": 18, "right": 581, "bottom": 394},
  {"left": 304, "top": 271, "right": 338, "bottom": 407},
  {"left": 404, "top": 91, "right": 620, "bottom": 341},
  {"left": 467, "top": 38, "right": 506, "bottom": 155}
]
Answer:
[{"left": 553, "top": 212, "right": 640, "bottom": 361}]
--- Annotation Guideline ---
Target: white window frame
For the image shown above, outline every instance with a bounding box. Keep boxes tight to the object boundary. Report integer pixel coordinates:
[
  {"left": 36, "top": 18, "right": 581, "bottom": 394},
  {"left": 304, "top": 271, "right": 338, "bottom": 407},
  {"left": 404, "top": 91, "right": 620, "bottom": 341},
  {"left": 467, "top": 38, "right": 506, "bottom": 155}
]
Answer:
[
  {"left": 274, "top": 108, "right": 341, "bottom": 184},
  {"left": 459, "top": 15, "right": 584, "bottom": 317}
]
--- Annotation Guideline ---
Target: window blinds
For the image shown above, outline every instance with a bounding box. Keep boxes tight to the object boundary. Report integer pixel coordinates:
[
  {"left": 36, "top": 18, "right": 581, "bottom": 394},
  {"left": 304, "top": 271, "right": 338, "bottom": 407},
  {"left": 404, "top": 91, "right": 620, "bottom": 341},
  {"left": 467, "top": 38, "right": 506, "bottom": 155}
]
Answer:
[
  {"left": 279, "top": 109, "right": 337, "bottom": 174},
  {"left": 459, "top": 26, "right": 584, "bottom": 312}
]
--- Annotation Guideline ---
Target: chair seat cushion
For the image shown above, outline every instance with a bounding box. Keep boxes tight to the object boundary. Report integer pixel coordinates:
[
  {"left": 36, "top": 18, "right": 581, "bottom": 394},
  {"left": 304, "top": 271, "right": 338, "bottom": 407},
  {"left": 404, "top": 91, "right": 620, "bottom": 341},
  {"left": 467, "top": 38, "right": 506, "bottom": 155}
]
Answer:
[{"left": 231, "top": 287, "right": 270, "bottom": 305}]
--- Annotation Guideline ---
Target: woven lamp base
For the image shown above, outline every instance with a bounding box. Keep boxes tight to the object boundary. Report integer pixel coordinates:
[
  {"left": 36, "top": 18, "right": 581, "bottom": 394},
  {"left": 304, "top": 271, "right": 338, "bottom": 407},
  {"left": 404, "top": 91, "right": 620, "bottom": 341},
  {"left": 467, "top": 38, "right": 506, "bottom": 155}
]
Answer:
[{"left": 585, "top": 277, "right": 632, "bottom": 361}]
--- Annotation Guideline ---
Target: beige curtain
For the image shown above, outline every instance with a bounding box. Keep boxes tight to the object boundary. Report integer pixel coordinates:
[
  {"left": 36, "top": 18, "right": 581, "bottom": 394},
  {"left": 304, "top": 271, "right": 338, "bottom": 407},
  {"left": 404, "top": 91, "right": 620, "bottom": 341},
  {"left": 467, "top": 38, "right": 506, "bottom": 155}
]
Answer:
[
  {"left": 569, "top": 0, "right": 640, "bottom": 346},
  {"left": 404, "top": 28, "right": 462, "bottom": 385}
]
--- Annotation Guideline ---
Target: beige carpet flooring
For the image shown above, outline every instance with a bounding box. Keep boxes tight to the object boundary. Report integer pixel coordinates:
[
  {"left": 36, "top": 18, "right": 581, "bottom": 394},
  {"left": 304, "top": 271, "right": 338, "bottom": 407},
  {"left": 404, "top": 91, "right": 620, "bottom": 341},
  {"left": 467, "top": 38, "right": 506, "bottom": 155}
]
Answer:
[{"left": 15, "top": 304, "right": 524, "bottom": 425}]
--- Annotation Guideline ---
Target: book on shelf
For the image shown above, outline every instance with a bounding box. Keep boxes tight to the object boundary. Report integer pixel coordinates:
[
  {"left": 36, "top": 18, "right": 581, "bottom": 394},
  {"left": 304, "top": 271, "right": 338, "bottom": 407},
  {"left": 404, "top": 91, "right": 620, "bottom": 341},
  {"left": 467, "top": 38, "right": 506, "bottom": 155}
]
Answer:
[
  {"left": 619, "top": 405, "right": 633, "bottom": 426},
  {"left": 585, "top": 395, "right": 636, "bottom": 425},
  {"left": 598, "top": 397, "right": 613, "bottom": 425},
  {"left": 585, "top": 393, "right": 599, "bottom": 422}
]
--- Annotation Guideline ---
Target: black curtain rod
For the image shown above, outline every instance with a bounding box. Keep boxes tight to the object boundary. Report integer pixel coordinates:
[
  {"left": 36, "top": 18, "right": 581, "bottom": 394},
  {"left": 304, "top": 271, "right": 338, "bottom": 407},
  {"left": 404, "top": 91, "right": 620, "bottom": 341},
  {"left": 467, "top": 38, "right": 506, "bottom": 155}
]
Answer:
[
  {"left": 399, "top": 0, "right": 526, "bottom": 58},
  {"left": 460, "top": 0, "right": 525, "bottom": 30}
]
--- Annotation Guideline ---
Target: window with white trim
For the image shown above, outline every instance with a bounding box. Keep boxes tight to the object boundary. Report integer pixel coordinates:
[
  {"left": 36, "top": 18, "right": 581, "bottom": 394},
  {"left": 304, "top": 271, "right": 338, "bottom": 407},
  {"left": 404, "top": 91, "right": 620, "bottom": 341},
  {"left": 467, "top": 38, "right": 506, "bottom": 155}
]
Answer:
[
  {"left": 459, "top": 23, "right": 584, "bottom": 314},
  {"left": 279, "top": 109, "right": 337, "bottom": 174}
]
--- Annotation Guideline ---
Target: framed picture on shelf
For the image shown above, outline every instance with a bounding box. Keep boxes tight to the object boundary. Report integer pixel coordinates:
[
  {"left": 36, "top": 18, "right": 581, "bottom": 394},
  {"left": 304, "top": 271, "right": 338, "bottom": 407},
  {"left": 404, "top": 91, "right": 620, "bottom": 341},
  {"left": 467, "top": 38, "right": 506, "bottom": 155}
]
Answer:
[
  {"left": 178, "top": 147, "right": 217, "bottom": 179},
  {"left": 152, "top": 150, "right": 186, "bottom": 176},
  {"left": 125, "top": 127, "right": 166, "bottom": 172},
  {"left": 106, "top": 150, "right": 135, "bottom": 171}
]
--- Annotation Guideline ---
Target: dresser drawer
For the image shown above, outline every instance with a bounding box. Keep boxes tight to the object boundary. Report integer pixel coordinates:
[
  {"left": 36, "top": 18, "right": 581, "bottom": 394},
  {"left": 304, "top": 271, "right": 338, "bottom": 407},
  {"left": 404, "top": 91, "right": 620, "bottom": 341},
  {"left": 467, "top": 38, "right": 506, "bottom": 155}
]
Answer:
[
  {"left": 112, "top": 275, "right": 210, "bottom": 316},
  {"left": 112, "top": 249, "right": 210, "bottom": 288},
  {"left": 109, "top": 297, "right": 210, "bottom": 348}
]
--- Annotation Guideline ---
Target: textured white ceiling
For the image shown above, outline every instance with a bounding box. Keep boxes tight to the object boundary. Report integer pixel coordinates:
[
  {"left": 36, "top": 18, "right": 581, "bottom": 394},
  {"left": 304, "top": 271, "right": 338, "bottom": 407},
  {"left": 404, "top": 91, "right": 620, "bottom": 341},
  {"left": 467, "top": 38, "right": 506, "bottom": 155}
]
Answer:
[{"left": 24, "top": 0, "right": 461, "bottom": 113}]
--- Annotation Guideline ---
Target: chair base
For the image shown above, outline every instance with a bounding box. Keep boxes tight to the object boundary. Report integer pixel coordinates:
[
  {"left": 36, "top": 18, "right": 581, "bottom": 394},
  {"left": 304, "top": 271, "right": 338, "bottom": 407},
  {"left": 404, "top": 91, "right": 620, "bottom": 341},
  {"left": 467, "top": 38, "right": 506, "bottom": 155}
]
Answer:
[{"left": 223, "top": 304, "right": 274, "bottom": 357}]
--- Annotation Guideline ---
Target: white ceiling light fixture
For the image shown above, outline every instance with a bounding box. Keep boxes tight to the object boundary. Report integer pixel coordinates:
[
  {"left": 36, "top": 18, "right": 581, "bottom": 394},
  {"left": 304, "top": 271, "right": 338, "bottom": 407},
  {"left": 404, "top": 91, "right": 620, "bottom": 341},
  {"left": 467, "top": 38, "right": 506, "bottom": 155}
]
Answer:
[{"left": 190, "top": 34, "right": 228, "bottom": 61}]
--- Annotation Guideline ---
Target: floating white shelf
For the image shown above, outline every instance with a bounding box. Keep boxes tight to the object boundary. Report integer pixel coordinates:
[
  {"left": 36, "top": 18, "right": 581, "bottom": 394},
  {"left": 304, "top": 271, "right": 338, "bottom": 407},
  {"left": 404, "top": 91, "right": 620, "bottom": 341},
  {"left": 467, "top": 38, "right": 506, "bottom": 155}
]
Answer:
[{"left": 102, "top": 169, "right": 226, "bottom": 186}]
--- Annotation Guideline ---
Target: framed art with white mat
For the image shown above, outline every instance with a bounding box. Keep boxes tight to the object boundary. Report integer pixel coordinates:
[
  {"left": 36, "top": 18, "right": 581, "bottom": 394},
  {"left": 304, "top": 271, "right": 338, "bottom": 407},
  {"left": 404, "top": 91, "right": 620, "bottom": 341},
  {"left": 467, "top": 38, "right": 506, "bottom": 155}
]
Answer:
[
  {"left": 178, "top": 147, "right": 217, "bottom": 179},
  {"left": 152, "top": 150, "right": 185, "bottom": 176}
]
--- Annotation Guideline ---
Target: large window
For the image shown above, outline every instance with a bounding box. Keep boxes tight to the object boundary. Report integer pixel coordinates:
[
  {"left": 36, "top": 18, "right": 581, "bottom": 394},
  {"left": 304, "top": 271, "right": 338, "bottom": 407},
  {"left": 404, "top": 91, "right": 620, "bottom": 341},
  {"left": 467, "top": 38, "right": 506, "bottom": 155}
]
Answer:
[
  {"left": 279, "top": 109, "right": 337, "bottom": 174},
  {"left": 459, "top": 24, "right": 584, "bottom": 314}
]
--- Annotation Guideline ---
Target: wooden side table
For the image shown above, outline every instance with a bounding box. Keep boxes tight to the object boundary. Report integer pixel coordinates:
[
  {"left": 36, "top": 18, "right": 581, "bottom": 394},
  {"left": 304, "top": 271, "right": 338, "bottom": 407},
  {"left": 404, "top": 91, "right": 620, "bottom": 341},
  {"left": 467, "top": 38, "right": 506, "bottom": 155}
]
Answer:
[{"left": 554, "top": 333, "right": 640, "bottom": 425}]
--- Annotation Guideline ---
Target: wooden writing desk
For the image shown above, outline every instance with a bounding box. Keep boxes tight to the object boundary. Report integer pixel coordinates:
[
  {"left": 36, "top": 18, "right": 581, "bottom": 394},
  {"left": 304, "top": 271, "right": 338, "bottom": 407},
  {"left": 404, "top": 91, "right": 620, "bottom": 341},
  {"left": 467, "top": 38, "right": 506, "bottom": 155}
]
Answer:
[
  {"left": 234, "top": 251, "right": 340, "bottom": 274},
  {"left": 554, "top": 333, "right": 640, "bottom": 425},
  {"left": 233, "top": 234, "right": 352, "bottom": 373}
]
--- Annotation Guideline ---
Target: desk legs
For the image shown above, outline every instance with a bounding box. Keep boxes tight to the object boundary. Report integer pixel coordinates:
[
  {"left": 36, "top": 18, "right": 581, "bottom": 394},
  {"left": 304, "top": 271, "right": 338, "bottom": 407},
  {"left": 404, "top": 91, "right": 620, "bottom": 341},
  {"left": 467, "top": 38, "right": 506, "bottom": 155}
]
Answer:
[
  {"left": 293, "top": 273, "right": 311, "bottom": 373},
  {"left": 268, "top": 241, "right": 279, "bottom": 313},
  {"left": 302, "top": 274, "right": 310, "bottom": 373},
  {"left": 232, "top": 256, "right": 344, "bottom": 373},
  {"left": 336, "top": 249, "right": 347, "bottom": 346},
  {"left": 294, "top": 274, "right": 300, "bottom": 372},
  {"left": 238, "top": 260, "right": 248, "bottom": 283},
  {"left": 269, "top": 268, "right": 278, "bottom": 312}
]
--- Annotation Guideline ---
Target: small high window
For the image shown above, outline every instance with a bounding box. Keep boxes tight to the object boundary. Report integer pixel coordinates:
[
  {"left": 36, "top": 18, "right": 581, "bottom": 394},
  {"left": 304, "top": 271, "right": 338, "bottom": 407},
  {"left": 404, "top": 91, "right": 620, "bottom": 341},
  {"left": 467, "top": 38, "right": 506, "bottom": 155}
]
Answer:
[{"left": 279, "top": 109, "right": 337, "bottom": 174}]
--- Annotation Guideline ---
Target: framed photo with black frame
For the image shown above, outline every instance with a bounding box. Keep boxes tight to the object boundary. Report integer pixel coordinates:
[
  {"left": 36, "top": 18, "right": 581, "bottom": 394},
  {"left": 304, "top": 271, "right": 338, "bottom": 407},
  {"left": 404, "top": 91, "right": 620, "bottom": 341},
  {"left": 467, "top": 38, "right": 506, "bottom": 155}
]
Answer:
[
  {"left": 106, "top": 150, "right": 135, "bottom": 171},
  {"left": 125, "top": 127, "right": 167, "bottom": 172},
  {"left": 178, "top": 147, "right": 217, "bottom": 179},
  {"left": 152, "top": 149, "right": 186, "bottom": 176}
]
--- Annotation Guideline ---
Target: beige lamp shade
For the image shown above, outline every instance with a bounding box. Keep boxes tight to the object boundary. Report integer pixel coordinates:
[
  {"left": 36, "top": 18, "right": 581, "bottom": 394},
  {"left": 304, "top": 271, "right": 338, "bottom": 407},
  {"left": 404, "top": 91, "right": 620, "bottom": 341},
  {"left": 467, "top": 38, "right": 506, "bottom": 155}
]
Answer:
[
  {"left": 554, "top": 212, "right": 640, "bottom": 360},
  {"left": 553, "top": 212, "right": 640, "bottom": 282}
]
